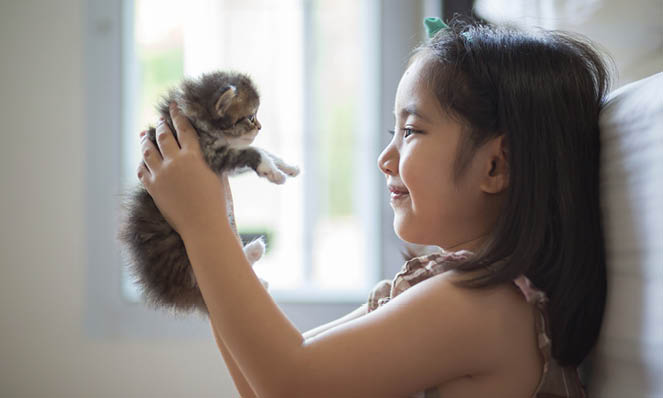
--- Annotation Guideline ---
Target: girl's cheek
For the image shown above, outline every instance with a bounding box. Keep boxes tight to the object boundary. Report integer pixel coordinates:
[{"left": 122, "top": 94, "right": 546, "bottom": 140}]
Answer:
[{"left": 400, "top": 152, "right": 418, "bottom": 184}]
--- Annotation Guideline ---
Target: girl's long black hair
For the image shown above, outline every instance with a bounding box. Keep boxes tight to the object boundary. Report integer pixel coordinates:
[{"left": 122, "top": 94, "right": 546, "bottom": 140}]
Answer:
[{"left": 414, "top": 16, "right": 615, "bottom": 366}]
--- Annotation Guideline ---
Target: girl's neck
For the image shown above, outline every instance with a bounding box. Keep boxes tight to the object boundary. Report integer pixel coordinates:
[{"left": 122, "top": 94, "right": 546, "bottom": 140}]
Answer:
[{"left": 443, "top": 233, "right": 489, "bottom": 253}]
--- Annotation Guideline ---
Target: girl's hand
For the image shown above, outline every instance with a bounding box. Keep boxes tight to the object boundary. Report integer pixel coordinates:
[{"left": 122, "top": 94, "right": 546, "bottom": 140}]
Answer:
[{"left": 137, "top": 102, "right": 229, "bottom": 238}]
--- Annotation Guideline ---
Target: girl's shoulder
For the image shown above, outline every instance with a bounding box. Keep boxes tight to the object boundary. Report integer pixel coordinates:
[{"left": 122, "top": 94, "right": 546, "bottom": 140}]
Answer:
[
  {"left": 369, "top": 248, "right": 541, "bottom": 349},
  {"left": 438, "top": 272, "right": 546, "bottom": 396},
  {"left": 367, "top": 251, "right": 544, "bottom": 395}
]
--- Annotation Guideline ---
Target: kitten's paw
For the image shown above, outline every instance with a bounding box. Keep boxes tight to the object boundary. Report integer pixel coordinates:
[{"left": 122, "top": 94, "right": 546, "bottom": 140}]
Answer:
[
  {"left": 263, "top": 151, "right": 300, "bottom": 178},
  {"left": 258, "top": 277, "right": 269, "bottom": 290},
  {"left": 243, "top": 237, "right": 266, "bottom": 264},
  {"left": 278, "top": 163, "right": 300, "bottom": 177},
  {"left": 257, "top": 163, "right": 287, "bottom": 184}
]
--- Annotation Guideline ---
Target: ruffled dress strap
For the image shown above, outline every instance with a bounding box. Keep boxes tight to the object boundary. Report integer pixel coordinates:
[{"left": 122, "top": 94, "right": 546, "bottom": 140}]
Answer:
[
  {"left": 513, "top": 275, "right": 587, "bottom": 398},
  {"left": 367, "top": 249, "right": 474, "bottom": 313}
]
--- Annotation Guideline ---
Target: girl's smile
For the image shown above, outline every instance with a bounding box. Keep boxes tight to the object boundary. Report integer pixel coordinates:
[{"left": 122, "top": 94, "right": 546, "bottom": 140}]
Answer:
[{"left": 388, "top": 184, "right": 410, "bottom": 202}]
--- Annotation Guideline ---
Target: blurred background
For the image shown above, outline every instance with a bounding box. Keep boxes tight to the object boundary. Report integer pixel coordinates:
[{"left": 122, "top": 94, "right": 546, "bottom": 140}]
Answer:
[{"left": 1, "top": 0, "right": 660, "bottom": 396}]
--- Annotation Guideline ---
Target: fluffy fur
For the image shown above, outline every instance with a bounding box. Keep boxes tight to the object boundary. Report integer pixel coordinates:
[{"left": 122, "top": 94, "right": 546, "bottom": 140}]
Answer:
[{"left": 117, "top": 71, "right": 296, "bottom": 316}]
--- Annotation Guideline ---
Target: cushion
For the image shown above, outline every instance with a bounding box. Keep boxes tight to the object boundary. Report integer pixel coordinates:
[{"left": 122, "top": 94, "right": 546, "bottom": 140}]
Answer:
[{"left": 586, "top": 72, "right": 663, "bottom": 396}]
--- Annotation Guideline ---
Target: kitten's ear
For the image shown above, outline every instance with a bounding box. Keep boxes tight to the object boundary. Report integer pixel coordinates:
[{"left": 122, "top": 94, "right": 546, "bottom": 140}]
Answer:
[{"left": 215, "top": 85, "right": 237, "bottom": 115}]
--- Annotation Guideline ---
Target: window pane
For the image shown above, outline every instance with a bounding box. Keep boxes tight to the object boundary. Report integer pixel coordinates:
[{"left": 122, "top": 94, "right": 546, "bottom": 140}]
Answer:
[
  {"left": 122, "top": 0, "right": 376, "bottom": 300},
  {"left": 310, "top": 0, "right": 368, "bottom": 290}
]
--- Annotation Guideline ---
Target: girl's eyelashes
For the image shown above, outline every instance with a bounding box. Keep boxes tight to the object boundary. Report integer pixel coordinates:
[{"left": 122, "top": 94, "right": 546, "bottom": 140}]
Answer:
[
  {"left": 388, "top": 128, "right": 422, "bottom": 138},
  {"left": 402, "top": 128, "right": 421, "bottom": 138}
]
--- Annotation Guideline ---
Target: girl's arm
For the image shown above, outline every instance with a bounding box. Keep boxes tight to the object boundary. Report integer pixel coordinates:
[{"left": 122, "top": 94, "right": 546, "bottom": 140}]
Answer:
[
  {"left": 211, "top": 303, "right": 368, "bottom": 398},
  {"left": 208, "top": 172, "right": 258, "bottom": 398},
  {"left": 211, "top": 319, "right": 257, "bottom": 398},
  {"left": 214, "top": 155, "right": 367, "bottom": 390},
  {"left": 302, "top": 304, "right": 367, "bottom": 340},
  {"left": 183, "top": 226, "right": 502, "bottom": 397}
]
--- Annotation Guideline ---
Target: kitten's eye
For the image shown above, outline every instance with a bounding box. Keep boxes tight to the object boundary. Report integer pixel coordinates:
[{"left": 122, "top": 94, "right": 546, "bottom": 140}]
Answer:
[{"left": 238, "top": 115, "right": 254, "bottom": 124}]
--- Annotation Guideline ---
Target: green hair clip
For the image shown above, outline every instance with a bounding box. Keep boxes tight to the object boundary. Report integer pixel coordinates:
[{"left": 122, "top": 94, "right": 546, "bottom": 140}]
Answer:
[
  {"left": 423, "top": 16, "right": 472, "bottom": 42},
  {"left": 424, "top": 17, "right": 448, "bottom": 38}
]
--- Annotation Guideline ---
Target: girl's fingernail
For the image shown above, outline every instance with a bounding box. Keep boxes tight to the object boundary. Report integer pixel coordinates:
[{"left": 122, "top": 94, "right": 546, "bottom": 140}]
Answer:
[
  {"left": 159, "top": 116, "right": 165, "bottom": 121},
  {"left": 139, "top": 130, "right": 147, "bottom": 137}
]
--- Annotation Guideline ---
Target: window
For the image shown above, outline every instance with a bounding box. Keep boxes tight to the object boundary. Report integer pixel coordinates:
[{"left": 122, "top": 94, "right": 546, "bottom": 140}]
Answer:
[
  {"left": 120, "top": 0, "right": 380, "bottom": 304},
  {"left": 84, "top": 0, "right": 422, "bottom": 338}
]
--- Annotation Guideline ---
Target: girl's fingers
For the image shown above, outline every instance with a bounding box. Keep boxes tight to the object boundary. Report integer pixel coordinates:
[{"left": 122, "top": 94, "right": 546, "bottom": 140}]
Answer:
[
  {"left": 169, "top": 102, "right": 200, "bottom": 152},
  {"left": 155, "top": 118, "right": 180, "bottom": 159},
  {"left": 137, "top": 161, "right": 150, "bottom": 182},
  {"left": 140, "top": 133, "right": 162, "bottom": 172}
]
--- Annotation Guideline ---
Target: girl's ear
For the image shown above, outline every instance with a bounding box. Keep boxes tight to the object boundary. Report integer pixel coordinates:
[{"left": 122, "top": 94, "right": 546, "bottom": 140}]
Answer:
[{"left": 479, "top": 134, "right": 509, "bottom": 194}]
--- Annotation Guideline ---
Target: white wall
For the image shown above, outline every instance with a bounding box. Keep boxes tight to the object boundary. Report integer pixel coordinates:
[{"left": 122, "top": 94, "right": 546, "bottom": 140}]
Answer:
[{"left": 0, "top": 1, "right": 237, "bottom": 397}]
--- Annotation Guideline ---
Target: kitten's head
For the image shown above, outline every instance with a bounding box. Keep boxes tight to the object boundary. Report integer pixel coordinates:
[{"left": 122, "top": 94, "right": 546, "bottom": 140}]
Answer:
[{"left": 173, "top": 71, "right": 261, "bottom": 145}]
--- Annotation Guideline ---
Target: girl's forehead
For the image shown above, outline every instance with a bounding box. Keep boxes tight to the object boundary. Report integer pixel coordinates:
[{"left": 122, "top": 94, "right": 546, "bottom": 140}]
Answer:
[{"left": 395, "top": 61, "right": 444, "bottom": 119}]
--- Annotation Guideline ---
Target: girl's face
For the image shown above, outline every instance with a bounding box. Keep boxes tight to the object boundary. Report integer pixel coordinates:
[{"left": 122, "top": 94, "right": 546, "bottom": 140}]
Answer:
[{"left": 377, "top": 55, "right": 499, "bottom": 250}]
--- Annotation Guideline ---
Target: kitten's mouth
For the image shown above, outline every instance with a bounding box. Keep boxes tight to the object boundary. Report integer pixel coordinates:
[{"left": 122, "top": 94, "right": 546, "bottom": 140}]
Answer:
[{"left": 242, "top": 131, "right": 259, "bottom": 141}]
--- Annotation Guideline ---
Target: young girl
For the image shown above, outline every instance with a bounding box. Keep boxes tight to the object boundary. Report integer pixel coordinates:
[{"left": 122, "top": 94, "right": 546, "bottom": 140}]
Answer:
[{"left": 136, "top": 16, "right": 611, "bottom": 398}]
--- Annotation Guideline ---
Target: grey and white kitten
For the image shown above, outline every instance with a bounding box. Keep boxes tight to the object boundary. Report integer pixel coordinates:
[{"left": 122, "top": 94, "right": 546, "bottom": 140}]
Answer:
[{"left": 117, "top": 71, "right": 298, "bottom": 317}]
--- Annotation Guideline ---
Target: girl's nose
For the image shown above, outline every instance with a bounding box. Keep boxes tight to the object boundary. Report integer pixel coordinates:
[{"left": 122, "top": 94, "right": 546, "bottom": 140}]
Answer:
[{"left": 377, "top": 145, "right": 397, "bottom": 175}]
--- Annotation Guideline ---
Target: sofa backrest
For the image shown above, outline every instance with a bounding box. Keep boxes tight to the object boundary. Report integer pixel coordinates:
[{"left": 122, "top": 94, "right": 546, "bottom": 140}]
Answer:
[{"left": 586, "top": 72, "right": 663, "bottom": 397}]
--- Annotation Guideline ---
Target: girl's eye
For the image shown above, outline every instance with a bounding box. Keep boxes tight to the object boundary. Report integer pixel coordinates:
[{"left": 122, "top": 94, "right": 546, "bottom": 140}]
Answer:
[
  {"left": 403, "top": 128, "right": 421, "bottom": 138},
  {"left": 388, "top": 128, "right": 421, "bottom": 138}
]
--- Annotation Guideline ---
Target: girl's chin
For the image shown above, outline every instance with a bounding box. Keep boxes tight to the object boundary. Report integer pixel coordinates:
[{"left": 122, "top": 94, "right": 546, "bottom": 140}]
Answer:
[{"left": 393, "top": 218, "right": 417, "bottom": 243}]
